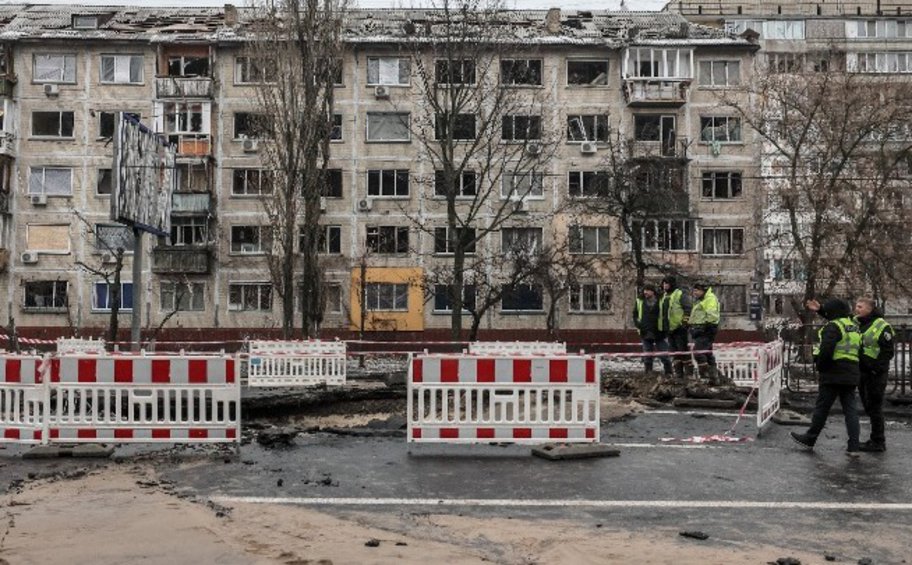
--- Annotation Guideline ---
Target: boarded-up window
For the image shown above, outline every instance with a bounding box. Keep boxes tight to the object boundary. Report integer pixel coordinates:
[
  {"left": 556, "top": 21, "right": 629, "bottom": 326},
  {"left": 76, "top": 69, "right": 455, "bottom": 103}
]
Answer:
[{"left": 26, "top": 224, "right": 70, "bottom": 253}]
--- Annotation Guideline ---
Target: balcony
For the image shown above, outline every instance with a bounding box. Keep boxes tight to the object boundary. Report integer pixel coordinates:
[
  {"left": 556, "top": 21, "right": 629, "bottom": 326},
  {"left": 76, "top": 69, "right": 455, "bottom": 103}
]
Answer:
[
  {"left": 632, "top": 139, "right": 688, "bottom": 160},
  {"left": 0, "top": 190, "right": 8, "bottom": 214},
  {"left": 0, "top": 76, "right": 15, "bottom": 97},
  {"left": 171, "top": 192, "right": 211, "bottom": 215},
  {"left": 168, "top": 134, "right": 211, "bottom": 159},
  {"left": 0, "top": 248, "right": 8, "bottom": 273},
  {"left": 152, "top": 246, "right": 210, "bottom": 274},
  {"left": 624, "top": 79, "right": 689, "bottom": 106},
  {"left": 0, "top": 131, "right": 13, "bottom": 157},
  {"left": 155, "top": 76, "right": 213, "bottom": 99}
]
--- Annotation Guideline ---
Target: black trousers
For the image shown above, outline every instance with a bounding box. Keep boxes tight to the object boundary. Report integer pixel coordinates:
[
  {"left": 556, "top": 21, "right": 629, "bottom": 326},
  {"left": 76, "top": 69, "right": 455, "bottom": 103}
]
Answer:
[
  {"left": 807, "top": 383, "right": 860, "bottom": 450},
  {"left": 667, "top": 327, "right": 689, "bottom": 376},
  {"left": 858, "top": 368, "right": 888, "bottom": 445},
  {"left": 692, "top": 325, "right": 718, "bottom": 367}
]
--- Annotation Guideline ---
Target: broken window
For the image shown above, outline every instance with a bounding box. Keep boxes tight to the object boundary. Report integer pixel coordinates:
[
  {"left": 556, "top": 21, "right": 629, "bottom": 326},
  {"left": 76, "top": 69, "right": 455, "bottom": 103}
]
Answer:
[
  {"left": 160, "top": 281, "right": 205, "bottom": 311},
  {"left": 501, "top": 172, "right": 543, "bottom": 199},
  {"left": 164, "top": 103, "right": 205, "bottom": 134},
  {"left": 500, "top": 59, "right": 542, "bottom": 85},
  {"left": 569, "top": 284, "right": 612, "bottom": 312},
  {"left": 32, "top": 111, "right": 74, "bottom": 137},
  {"left": 33, "top": 53, "right": 76, "bottom": 83},
  {"left": 435, "top": 113, "right": 476, "bottom": 140},
  {"left": 701, "top": 171, "right": 743, "bottom": 199},
  {"left": 501, "top": 284, "right": 543, "bottom": 311},
  {"left": 24, "top": 281, "right": 68, "bottom": 310},
  {"left": 366, "top": 57, "right": 409, "bottom": 85},
  {"left": 234, "top": 56, "right": 277, "bottom": 84},
  {"left": 367, "top": 169, "right": 409, "bottom": 197},
  {"left": 232, "top": 169, "right": 272, "bottom": 196},
  {"left": 28, "top": 167, "right": 73, "bottom": 196},
  {"left": 168, "top": 55, "right": 209, "bottom": 77},
  {"left": 100, "top": 55, "right": 143, "bottom": 84},
  {"left": 366, "top": 226, "right": 409, "bottom": 254},
  {"left": 568, "top": 171, "right": 610, "bottom": 198},
  {"left": 366, "top": 112, "right": 410, "bottom": 141},
  {"left": 567, "top": 114, "right": 610, "bottom": 142},
  {"left": 169, "top": 216, "right": 208, "bottom": 246},
  {"left": 434, "top": 170, "right": 476, "bottom": 198},
  {"left": 567, "top": 60, "right": 609, "bottom": 86},
  {"left": 234, "top": 112, "right": 266, "bottom": 139},
  {"left": 330, "top": 114, "right": 343, "bottom": 141},
  {"left": 228, "top": 283, "right": 272, "bottom": 312},
  {"left": 700, "top": 116, "right": 741, "bottom": 143},
  {"left": 95, "top": 224, "right": 134, "bottom": 252},
  {"left": 231, "top": 225, "right": 271, "bottom": 254},
  {"left": 96, "top": 169, "right": 112, "bottom": 196},
  {"left": 320, "top": 169, "right": 343, "bottom": 198},
  {"left": 93, "top": 282, "right": 133, "bottom": 311},
  {"left": 99, "top": 111, "right": 139, "bottom": 138},
  {"left": 569, "top": 226, "right": 610, "bottom": 254},
  {"left": 365, "top": 283, "right": 408, "bottom": 311},
  {"left": 435, "top": 59, "right": 475, "bottom": 85},
  {"left": 626, "top": 48, "right": 692, "bottom": 79},
  {"left": 501, "top": 115, "right": 542, "bottom": 141}
]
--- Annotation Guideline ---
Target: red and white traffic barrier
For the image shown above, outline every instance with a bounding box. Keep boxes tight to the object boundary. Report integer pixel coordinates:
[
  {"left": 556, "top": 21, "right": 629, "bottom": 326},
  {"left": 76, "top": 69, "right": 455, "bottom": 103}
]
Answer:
[
  {"left": 0, "top": 355, "right": 48, "bottom": 444},
  {"left": 407, "top": 354, "right": 599, "bottom": 445},
  {"left": 466, "top": 341, "right": 568, "bottom": 356},
  {"left": 246, "top": 340, "right": 346, "bottom": 387}
]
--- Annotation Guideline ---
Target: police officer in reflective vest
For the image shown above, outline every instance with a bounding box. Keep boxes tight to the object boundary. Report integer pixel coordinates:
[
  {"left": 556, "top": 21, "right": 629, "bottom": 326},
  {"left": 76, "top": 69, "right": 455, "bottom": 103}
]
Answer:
[
  {"left": 791, "top": 298, "right": 862, "bottom": 456},
  {"left": 854, "top": 297, "right": 895, "bottom": 452},
  {"left": 633, "top": 283, "right": 672, "bottom": 375},
  {"left": 689, "top": 282, "right": 721, "bottom": 382},
  {"left": 660, "top": 276, "right": 691, "bottom": 378}
]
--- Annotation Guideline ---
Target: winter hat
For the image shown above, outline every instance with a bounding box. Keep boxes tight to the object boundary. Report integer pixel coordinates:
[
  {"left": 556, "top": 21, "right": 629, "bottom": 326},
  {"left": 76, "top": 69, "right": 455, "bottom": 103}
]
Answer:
[
  {"left": 661, "top": 275, "right": 677, "bottom": 287},
  {"left": 821, "top": 298, "right": 850, "bottom": 319},
  {"left": 643, "top": 283, "right": 657, "bottom": 293},
  {"left": 693, "top": 281, "right": 710, "bottom": 291}
]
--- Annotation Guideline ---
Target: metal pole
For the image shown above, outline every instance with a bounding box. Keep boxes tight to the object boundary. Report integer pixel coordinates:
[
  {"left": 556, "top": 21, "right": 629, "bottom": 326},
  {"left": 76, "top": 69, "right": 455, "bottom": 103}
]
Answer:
[{"left": 131, "top": 228, "right": 143, "bottom": 352}]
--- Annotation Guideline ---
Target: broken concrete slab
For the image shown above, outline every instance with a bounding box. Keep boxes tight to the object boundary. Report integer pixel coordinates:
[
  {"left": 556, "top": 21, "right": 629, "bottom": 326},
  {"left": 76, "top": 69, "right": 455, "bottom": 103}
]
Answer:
[
  {"left": 672, "top": 398, "right": 739, "bottom": 409},
  {"left": 24, "top": 444, "right": 114, "bottom": 459},
  {"left": 771, "top": 410, "right": 811, "bottom": 426},
  {"left": 531, "top": 443, "right": 620, "bottom": 461}
]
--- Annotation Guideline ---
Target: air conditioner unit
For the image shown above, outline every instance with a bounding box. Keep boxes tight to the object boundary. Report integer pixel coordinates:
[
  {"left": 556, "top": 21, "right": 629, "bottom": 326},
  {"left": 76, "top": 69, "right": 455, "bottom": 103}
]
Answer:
[
  {"left": 319, "top": 197, "right": 327, "bottom": 211},
  {"left": 242, "top": 138, "right": 259, "bottom": 153},
  {"left": 526, "top": 142, "right": 542, "bottom": 156},
  {"left": 374, "top": 85, "right": 390, "bottom": 99},
  {"left": 101, "top": 253, "right": 116, "bottom": 264},
  {"left": 580, "top": 141, "right": 598, "bottom": 154},
  {"left": 21, "top": 251, "right": 38, "bottom": 264},
  {"left": 43, "top": 83, "right": 59, "bottom": 96},
  {"left": 357, "top": 198, "right": 372, "bottom": 212},
  {"left": 30, "top": 194, "right": 48, "bottom": 206}
]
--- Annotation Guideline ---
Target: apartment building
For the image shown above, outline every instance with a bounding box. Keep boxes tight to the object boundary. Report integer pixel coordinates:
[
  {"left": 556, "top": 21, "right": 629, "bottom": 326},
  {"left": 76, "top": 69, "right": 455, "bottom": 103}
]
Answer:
[{"left": 0, "top": 5, "right": 759, "bottom": 339}]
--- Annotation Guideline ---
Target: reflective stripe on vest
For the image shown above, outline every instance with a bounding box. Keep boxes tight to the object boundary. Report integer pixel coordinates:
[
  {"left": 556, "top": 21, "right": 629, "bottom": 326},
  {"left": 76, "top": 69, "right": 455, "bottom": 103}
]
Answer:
[
  {"left": 813, "top": 317, "right": 861, "bottom": 363},
  {"left": 665, "top": 289, "right": 684, "bottom": 331},
  {"left": 635, "top": 298, "right": 644, "bottom": 335},
  {"left": 861, "top": 318, "right": 891, "bottom": 360}
]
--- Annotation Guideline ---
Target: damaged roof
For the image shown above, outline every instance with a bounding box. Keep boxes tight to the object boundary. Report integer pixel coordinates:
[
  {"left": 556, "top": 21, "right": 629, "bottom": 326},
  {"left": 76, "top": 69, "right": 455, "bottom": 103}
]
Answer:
[{"left": 0, "top": 4, "right": 752, "bottom": 48}]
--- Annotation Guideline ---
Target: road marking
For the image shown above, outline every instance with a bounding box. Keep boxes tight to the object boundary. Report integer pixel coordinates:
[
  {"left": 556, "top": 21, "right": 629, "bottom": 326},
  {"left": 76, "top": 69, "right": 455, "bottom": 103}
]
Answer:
[
  {"left": 211, "top": 496, "right": 912, "bottom": 511},
  {"left": 609, "top": 442, "right": 714, "bottom": 449},
  {"left": 647, "top": 410, "right": 739, "bottom": 417}
]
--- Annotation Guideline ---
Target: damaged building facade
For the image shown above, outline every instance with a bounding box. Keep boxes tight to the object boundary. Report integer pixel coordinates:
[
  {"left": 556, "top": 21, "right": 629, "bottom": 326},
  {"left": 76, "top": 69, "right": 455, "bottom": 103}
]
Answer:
[{"left": 0, "top": 4, "right": 764, "bottom": 339}]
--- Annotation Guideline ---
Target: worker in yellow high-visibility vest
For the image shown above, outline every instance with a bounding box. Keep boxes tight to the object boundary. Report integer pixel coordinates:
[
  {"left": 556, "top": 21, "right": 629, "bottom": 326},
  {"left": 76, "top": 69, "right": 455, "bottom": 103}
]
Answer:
[
  {"left": 633, "top": 283, "right": 672, "bottom": 375},
  {"left": 853, "top": 297, "right": 895, "bottom": 452},
  {"left": 660, "top": 275, "right": 691, "bottom": 378},
  {"left": 689, "top": 282, "right": 721, "bottom": 383}
]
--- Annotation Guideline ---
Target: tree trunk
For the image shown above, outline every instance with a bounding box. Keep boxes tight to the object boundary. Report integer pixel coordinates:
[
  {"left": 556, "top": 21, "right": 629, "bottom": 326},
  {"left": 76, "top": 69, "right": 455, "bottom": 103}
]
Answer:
[{"left": 109, "top": 251, "right": 123, "bottom": 347}]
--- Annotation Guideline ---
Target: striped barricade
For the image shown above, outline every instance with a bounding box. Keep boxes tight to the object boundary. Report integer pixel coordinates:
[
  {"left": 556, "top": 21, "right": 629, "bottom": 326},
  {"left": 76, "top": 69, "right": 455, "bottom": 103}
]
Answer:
[
  {"left": 407, "top": 354, "right": 599, "bottom": 444},
  {"left": 247, "top": 340, "right": 346, "bottom": 387},
  {"left": 715, "top": 346, "right": 761, "bottom": 387},
  {"left": 756, "top": 341, "right": 784, "bottom": 428},
  {"left": 0, "top": 355, "right": 48, "bottom": 444},
  {"left": 46, "top": 353, "right": 240, "bottom": 444},
  {"left": 467, "top": 341, "right": 567, "bottom": 356},
  {"left": 57, "top": 337, "right": 107, "bottom": 355}
]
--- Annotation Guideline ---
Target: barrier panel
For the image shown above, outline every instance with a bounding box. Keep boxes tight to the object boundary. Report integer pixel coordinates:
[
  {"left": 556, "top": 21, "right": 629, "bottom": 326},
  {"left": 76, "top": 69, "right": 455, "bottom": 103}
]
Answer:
[
  {"left": 756, "top": 341, "right": 784, "bottom": 428},
  {"left": 46, "top": 353, "right": 240, "bottom": 444},
  {"left": 57, "top": 337, "right": 107, "bottom": 355},
  {"left": 0, "top": 354, "right": 47, "bottom": 444},
  {"left": 715, "top": 347, "right": 761, "bottom": 388},
  {"left": 247, "top": 340, "right": 346, "bottom": 387},
  {"left": 467, "top": 341, "right": 567, "bottom": 356},
  {"left": 407, "top": 354, "right": 599, "bottom": 444}
]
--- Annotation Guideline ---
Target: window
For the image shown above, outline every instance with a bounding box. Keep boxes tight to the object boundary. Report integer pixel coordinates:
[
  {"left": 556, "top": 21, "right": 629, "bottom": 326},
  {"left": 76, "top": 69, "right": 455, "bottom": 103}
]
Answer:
[
  {"left": 768, "top": 52, "right": 805, "bottom": 74},
  {"left": 232, "top": 169, "right": 273, "bottom": 196},
  {"left": 434, "top": 226, "right": 476, "bottom": 254},
  {"left": 28, "top": 167, "right": 73, "bottom": 196},
  {"left": 501, "top": 115, "right": 542, "bottom": 141},
  {"left": 163, "top": 102, "right": 206, "bottom": 134},
  {"left": 725, "top": 20, "right": 764, "bottom": 35},
  {"left": 567, "top": 115, "right": 610, "bottom": 143},
  {"left": 698, "top": 60, "right": 740, "bottom": 87},
  {"left": 228, "top": 283, "right": 273, "bottom": 312},
  {"left": 365, "top": 283, "right": 408, "bottom": 311},
  {"left": 234, "top": 112, "right": 265, "bottom": 139},
  {"left": 168, "top": 55, "right": 210, "bottom": 77},
  {"left": 32, "top": 111, "right": 75, "bottom": 137},
  {"left": 770, "top": 258, "right": 807, "bottom": 282},
  {"left": 716, "top": 284, "right": 747, "bottom": 314},
  {"left": 434, "top": 170, "right": 477, "bottom": 198},
  {"left": 501, "top": 227, "right": 542, "bottom": 255},
  {"left": 33, "top": 53, "right": 76, "bottom": 83},
  {"left": 435, "top": 113, "right": 476, "bottom": 140},
  {"left": 853, "top": 52, "right": 912, "bottom": 74},
  {"left": 25, "top": 224, "right": 70, "bottom": 254},
  {"left": 300, "top": 225, "right": 342, "bottom": 254},
  {"left": 367, "top": 169, "right": 409, "bottom": 197},
  {"left": 501, "top": 283, "right": 544, "bottom": 311},
  {"left": 230, "top": 226, "right": 271, "bottom": 254},
  {"left": 323, "top": 283, "right": 343, "bottom": 314},
  {"left": 700, "top": 117, "right": 742, "bottom": 143},
  {"left": 567, "top": 60, "right": 609, "bottom": 86},
  {"left": 569, "top": 283, "right": 612, "bottom": 312},
  {"left": 93, "top": 282, "right": 133, "bottom": 312},
  {"left": 568, "top": 171, "right": 610, "bottom": 198},
  {"left": 569, "top": 226, "right": 610, "bottom": 254},
  {"left": 330, "top": 114, "right": 343, "bottom": 141},
  {"left": 366, "top": 112, "right": 410, "bottom": 142},
  {"left": 633, "top": 114, "right": 676, "bottom": 147},
  {"left": 501, "top": 172, "right": 544, "bottom": 199},
  {"left": 626, "top": 48, "right": 693, "bottom": 79},
  {"left": 701, "top": 171, "right": 743, "bottom": 199},
  {"left": 433, "top": 284, "right": 476, "bottom": 312},
  {"left": 160, "top": 282, "right": 205, "bottom": 312},
  {"left": 100, "top": 55, "right": 143, "bottom": 84},
  {"left": 366, "top": 226, "right": 409, "bottom": 254},
  {"left": 702, "top": 228, "right": 744, "bottom": 256},
  {"left": 95, "top": 224, "right": 134, "bottom": 252},
  {"left": 366, "top": 56, "right": 410, "bottom": 85},
  {"left": 855, "top": 19, "right": 912, "bottom": 39},
  {"left": 24, "top": 281, "right": 68, "bottom": 310},
  {"left": 170, "top": 216, "right": 208, "bottom": 246},
  {"left": 436, "top": 59, "right": 475, "bottom": 85},
  {"left": 72, "top": 15, "right": 99, "bottom": 29},
  {"left": 321, "top": 169, "right": 343, "bottom": 198},
  {"left": 762, "top": 20, "right": 805, "bottom": 40},
  {"left": 99, "top": 111, "right": 139, "bottom": 138},
  {"left": 96, "top": 169, "right": 112, "bottom": 196},
  {"left": 637, "top": 219, "right": 696, "bottom": 251},
  {"left": 500, "top": 59, "right": 542, "bottom": 85},
  {"left": 235, "top": 56, "right": 277, "bottom": 84}
]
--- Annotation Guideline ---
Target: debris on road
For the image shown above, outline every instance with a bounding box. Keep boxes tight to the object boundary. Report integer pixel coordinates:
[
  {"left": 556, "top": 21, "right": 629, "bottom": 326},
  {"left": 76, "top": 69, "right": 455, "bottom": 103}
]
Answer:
[
  {"left": 772, "top": 558, "right": 801, "bottom": 565},
  {"left": 255, "top": 427, "right": 297, "bottom": 448},
  {"left": 531, "top": 444, "right": 620, "bottom": 461},
  {"left": 365, "top": 538, "right": 381, "bottom": 547},
  {"left": 679, "top": 530, "right": 709, "bottom": 540}
]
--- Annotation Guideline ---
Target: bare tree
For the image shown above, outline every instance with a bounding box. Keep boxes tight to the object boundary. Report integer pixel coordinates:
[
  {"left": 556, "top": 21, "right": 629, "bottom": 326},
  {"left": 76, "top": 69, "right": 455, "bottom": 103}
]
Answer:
[
  {"left": 245, "top": 0, "right": 346, "bottom": 338},
  {"left": 398, "top": 0, "right": 560, "bottom": 339},
  {"left": 73, "top": 213, "right": 129, "bottom": 347}
]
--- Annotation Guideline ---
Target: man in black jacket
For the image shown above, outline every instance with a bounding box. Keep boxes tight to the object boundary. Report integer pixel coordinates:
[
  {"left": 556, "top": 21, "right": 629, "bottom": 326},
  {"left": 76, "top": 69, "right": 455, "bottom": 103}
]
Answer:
[
  {"left": 854, "top": 297, "right": 895, "bottom": 452},
  {"left": 633, "top": 284, "right": 672, "bottom": 375},
  {"left": 791, "top": 298, "right": 862, "bottom": 457}
]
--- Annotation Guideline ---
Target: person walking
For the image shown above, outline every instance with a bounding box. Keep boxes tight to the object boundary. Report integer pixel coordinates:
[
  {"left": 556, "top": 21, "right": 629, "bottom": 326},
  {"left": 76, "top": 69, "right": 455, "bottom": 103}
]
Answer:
[
  {"left": 633, "top": 283, "right": 672, "bottom": 375},
  {"left": 689, "top": 282, "right": 721, "bottom": 383},
  {"left": 791, "top": 298, "right": 862, "bottom": 457},
  {"left": 660, "top": 276, "right": 690, "bottom": 378},
  {"left": 854, "top": 297, "right": 894, "bottom": 452}
]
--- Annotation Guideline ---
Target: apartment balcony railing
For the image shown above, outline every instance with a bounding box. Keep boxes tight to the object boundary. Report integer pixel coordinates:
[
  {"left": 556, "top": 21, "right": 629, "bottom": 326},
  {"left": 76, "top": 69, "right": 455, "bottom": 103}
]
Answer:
[
  {"left": 171, "top": 192, "right": 211, "bottom": 215},
  {"left": 623, "top": 78, "right": 689, "bottom": 106},
  {"left": 155, "top": 76, "right": 213, "bottom": 99},
  {"left": 151, "top": 246, "right": 210, "bottom": 275},
  {"left": 0, "top": 131, "right": 13, "bottom": 157},
  {"left": 168, "top": 134, "right": 211, "bottom": 159}
]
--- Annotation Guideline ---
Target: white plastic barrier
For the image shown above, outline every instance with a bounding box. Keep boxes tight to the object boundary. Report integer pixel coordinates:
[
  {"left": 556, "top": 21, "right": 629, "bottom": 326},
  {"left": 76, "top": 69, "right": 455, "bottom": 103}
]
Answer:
[
  {"left": 0, "top": 354, "right": 47, "bottom": 444},
  {"left": 467, "top": 341, "right": 567, "bottom": 356},
  {"left": 247, "top": 340, "right": 346, "bottom": 387},
  {"left": 407, "top": 354, "right": 599, "bottom": 444},
  {"left": 57, "top": 337, "right": 107, "bottom": 355},
  {"left": 715, "top": 347, "right": 762, "bottom": 388},
  {"left": 756, "top": 341, "right": 784, "bottom": 428},
  {"left": 46, "top": 353, "right": 240, "bottom": 444}
]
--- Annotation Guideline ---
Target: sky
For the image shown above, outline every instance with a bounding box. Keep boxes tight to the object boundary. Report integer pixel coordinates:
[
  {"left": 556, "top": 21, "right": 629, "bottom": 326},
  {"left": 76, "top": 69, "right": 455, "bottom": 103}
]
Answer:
[{"left": 0, "top": 0, "right": 669, "bottom": 10}]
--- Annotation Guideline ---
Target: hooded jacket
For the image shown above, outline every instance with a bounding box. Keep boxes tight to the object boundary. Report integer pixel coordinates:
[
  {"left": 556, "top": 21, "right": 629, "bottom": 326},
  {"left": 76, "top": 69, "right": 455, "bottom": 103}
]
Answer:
[
  {"left": 814, "top": 298, "right": 861, "bottom": 386},
  {"left": 856, "top": 306, "right": 895, "bottom": 375}
]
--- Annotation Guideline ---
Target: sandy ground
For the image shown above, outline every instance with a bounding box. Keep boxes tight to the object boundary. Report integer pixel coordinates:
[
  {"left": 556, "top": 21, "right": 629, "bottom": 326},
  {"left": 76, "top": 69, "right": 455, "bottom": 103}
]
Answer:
[{"left": 0, "top": 466, "right": 832, "bottom": 565}]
